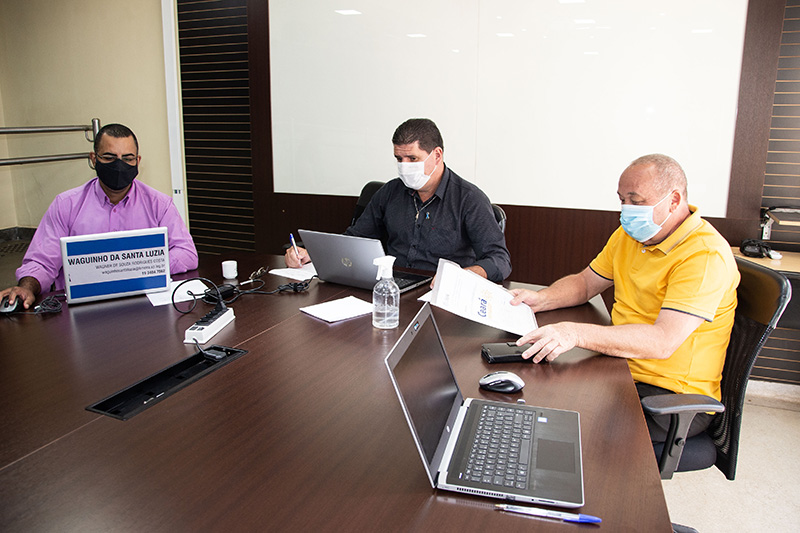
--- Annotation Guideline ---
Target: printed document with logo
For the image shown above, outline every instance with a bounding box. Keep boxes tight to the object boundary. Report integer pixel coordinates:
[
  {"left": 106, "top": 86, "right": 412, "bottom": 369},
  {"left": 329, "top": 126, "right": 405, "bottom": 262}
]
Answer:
[{"left": 429, "top": 258, "right": 537, "bottom": 335}]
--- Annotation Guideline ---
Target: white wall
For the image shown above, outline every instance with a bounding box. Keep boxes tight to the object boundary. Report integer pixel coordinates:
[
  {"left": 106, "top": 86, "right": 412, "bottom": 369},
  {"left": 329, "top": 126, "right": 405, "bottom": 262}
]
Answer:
[
  {"left": 0, "top": 0, "right": 175, "bottom": 228},
  {"left": 270, "top": 0, "right": 748, "bottom": 217}
]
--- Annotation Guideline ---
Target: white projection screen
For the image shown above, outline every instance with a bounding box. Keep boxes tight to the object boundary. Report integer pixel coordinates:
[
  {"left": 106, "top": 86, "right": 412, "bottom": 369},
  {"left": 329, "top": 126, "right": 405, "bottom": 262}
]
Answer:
[{"left": 269, "top": 0, "right": 748, "bottom": 216}]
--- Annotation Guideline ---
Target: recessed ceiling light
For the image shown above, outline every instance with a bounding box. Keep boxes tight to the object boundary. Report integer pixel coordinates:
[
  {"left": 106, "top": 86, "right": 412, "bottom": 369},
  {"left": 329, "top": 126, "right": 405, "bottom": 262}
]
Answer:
[
  {"left": 407, "top": 33, "right": 426, "bottom": 38},
  {"left": 335, "top": 10, "right": 361, "bottom": 16}
]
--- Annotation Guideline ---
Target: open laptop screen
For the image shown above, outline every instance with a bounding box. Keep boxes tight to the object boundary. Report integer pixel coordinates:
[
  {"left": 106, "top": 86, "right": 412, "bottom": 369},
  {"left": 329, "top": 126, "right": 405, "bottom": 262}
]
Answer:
[{"left": 387, "top": 306, "right": 461, "bottom": 468}]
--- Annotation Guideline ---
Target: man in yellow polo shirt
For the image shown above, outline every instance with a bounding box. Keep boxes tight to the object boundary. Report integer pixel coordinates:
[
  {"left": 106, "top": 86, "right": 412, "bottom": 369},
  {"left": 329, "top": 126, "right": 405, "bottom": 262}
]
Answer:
[{"left": 510, "top": 153, "right": 739, "bottom": 442}]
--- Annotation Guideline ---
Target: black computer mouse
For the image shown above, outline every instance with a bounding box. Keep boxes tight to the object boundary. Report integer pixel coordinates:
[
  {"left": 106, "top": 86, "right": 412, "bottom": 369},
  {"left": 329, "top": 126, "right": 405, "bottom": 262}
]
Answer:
[
  {"left": 479, "top": 371, "right": 525, "bottom": 393},
  {"left": 0, "top": 296, "right": 21, "bottom": 314}
]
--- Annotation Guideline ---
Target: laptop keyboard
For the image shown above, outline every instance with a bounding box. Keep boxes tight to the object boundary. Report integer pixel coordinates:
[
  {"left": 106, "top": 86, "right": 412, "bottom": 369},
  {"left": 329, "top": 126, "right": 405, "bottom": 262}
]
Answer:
[
  {"left": 464, "top": 404, "right": 534, "bottom": 490},
  {"left": 393, "top": 273, "right": 431, "bottom": 290}
]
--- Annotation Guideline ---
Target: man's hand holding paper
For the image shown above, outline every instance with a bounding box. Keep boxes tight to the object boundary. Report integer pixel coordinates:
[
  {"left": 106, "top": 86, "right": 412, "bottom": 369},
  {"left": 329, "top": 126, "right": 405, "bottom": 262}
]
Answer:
[{"left": 429, "top": 259, "right": 536, "bottom": 336}]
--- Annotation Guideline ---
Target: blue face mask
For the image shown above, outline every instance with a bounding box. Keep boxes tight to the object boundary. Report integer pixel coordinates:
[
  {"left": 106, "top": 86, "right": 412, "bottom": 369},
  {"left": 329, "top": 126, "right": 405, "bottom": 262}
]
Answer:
[{"left": 619, "top": 193, "right": 672, "bottom": 243}]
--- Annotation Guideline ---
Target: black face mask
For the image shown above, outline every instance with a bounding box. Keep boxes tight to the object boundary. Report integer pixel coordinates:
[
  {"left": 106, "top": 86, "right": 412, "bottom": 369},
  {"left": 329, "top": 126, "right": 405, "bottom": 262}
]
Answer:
[{"left": 95, "top": 159, "right": 139, "bottom": 191}]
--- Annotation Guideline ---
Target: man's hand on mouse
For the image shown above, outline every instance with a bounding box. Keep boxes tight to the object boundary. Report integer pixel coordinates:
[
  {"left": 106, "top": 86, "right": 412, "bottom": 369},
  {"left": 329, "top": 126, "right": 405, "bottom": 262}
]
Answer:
[
  {"left": 0, "top": 278, "right": 38, "bottom": 309},
  {"left": 516, "top": 322, "right": 578, "bottom": 363}
]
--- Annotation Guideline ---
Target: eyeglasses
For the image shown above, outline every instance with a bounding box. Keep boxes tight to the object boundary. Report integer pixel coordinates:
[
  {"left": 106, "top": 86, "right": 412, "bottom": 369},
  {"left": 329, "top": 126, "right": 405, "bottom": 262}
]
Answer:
[{"left": 96, "top": 154, "right": 138, "bottom": 164}]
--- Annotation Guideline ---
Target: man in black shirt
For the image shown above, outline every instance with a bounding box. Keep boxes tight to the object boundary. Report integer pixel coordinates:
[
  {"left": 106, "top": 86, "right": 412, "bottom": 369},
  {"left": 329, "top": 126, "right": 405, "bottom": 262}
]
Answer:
[{"left": 285, "top": 118, "right": 511, "bottom": 283}]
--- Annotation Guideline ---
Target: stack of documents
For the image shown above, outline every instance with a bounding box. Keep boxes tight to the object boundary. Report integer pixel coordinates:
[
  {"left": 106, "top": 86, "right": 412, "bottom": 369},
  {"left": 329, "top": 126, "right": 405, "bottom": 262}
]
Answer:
[
  {"left": 270, "top": 262, "right": 318, "bottom": 281},
  {"left": 300, "top": 296, "right": 373, "bottom": 323}
]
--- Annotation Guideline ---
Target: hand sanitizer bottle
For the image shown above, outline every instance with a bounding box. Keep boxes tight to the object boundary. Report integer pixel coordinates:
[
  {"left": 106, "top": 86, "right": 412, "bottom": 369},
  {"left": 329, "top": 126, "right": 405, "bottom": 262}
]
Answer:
[{"left": 373, "top": 255, "right": 400, "bottom": 329}]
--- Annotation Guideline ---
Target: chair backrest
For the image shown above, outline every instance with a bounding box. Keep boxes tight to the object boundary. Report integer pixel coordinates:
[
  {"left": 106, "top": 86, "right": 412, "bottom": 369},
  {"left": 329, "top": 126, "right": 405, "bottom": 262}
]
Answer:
[
  {"left": 709, "top": 256, "right": 791, "bottom": 479},
  {"left": 351, "top": 181, "right": 385, "bottom": 227},
  {"left": 492, "top": 204, "right": 507, "bottom": 233}
]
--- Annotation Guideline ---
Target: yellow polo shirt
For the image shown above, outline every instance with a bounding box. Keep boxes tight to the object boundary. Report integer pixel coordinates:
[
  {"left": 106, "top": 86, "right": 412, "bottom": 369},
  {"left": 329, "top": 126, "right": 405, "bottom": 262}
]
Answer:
[{"left": 589, "top": 207, "right": 739, "bottom": 400}]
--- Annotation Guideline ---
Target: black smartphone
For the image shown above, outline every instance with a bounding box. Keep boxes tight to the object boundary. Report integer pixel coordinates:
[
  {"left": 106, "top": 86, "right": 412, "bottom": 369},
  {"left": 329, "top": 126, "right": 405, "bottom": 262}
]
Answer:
[{"left": 480, "top": 342, "right": 535, "bottom": 363}]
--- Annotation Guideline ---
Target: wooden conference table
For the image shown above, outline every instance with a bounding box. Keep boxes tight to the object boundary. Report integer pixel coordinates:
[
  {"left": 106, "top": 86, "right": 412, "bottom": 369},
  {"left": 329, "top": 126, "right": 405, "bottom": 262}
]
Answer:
[{"left": 0, "top": 253, "right": 671, "bottom": 532}]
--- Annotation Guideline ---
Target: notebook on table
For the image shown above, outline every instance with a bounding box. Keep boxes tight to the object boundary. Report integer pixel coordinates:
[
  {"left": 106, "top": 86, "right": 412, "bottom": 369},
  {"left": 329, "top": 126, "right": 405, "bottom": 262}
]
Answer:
[
  {"left": 297, "top": 229, "right": 431, "bottom": 293},
  {"left": 385, "top": 302, "right": 585, "bottom": 508},
  {"left": 60, "top": 227, "right": 170, "bottom": 304}
]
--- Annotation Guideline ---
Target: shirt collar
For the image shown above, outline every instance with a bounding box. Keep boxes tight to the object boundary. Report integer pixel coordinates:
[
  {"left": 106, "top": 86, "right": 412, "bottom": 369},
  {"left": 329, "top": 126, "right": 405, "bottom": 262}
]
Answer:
[
  {"left": 433, "top": 165, "right": 451, "bottom": 199},
  {"left": 649, "top": 205, "right": 702, "bottom": 254},
  {"left": 93, "top": 177, "right": 135, "bottom": 207}
]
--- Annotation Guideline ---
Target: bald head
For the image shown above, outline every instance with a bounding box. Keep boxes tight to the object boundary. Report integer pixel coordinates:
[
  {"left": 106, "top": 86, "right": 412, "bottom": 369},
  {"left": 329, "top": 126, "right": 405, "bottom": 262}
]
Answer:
[{"left": 627, "top": 154, "right": 687, "bottom": 199}]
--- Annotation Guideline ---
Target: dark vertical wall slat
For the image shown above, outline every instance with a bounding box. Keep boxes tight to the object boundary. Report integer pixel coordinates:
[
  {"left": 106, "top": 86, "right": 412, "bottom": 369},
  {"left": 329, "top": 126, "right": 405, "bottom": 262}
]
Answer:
[
  {"left": 178, "top": 0, "right": 255, "bottom": 255},
  {"left": 728, "top": 0, "right": 786, "bottom": 238},
  {"left": 246, "top": 0, "right": 273, "bottom": 254}
]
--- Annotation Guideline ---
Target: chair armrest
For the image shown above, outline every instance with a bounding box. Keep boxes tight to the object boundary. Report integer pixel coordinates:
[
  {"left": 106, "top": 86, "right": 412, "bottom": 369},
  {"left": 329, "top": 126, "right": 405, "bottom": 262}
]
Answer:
[
  {"left": 640, "top": 394, "right": 724, "bottom": 479},
  {"left": 641, "top": 393, "right": 724, "bottom": 416}
]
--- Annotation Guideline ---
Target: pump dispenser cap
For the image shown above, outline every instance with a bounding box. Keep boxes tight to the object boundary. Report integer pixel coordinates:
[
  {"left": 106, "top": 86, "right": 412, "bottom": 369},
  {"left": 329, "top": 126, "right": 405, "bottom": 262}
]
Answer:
[{"left": 373, "top": 255, "right": 396, "bottom": 280}]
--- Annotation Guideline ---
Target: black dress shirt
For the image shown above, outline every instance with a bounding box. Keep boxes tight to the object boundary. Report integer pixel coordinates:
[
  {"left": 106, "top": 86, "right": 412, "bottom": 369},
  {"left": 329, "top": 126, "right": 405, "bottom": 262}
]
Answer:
[{"left": 345, "top": 166, "right": 512, "bottom": 282}]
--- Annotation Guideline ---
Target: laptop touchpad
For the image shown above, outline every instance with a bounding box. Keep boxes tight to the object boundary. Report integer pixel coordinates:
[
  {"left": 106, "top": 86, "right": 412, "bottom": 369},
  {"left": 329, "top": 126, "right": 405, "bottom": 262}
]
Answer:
[{"left": 536, "top": 439, "right": 576, "bottom": 473}]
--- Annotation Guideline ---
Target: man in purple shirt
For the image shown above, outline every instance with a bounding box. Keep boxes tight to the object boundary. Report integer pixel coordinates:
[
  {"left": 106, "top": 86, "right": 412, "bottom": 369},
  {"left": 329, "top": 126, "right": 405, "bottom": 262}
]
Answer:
[{"left": 0, "top": 123, "right": 198, "bottom": 309}]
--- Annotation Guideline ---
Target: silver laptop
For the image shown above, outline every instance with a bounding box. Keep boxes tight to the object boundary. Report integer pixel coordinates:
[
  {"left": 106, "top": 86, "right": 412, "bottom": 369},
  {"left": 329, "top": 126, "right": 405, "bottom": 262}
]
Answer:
[
  {"left": 298, "top": 229, "right": 431, "bottom": 293},
  {"left": 60, "top": 227, "right": 170, "bottom": 304},
  {"left": 385, "top": 303, "right": 584, "bottom": 508}
]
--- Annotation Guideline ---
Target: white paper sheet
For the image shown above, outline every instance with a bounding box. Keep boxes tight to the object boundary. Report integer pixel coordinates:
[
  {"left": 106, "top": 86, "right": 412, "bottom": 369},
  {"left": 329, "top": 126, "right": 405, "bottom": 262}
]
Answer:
[
  {"left": 299, "top": 295, "right": 373, "bottom": 323},
  {"left": 429, "top": 258, "right": 537, "bottom": 336},
  {"left": 269, "top": 262, "right": 318, "bottom": 281},
  {"left": 147, "top": 280, "right": 208, "bottom": 307}
]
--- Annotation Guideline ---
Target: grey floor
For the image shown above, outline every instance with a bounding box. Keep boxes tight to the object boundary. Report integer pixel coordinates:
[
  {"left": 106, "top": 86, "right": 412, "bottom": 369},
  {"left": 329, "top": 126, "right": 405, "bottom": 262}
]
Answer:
[
  {"left": 663, "top": 381, "right": 800, "bottom": 532},
  {"left": 1, "top": 238, "right": 799, "bottom": 531}
]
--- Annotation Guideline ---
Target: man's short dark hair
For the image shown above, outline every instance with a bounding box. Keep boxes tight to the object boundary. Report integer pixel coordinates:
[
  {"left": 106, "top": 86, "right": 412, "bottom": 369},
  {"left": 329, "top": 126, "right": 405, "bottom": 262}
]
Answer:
[
  {"left": 392, "top": 118, "right": 444, "bottom": 154},
  {"left": 94, "top": 123, "right": 139, "bottom": 153}
]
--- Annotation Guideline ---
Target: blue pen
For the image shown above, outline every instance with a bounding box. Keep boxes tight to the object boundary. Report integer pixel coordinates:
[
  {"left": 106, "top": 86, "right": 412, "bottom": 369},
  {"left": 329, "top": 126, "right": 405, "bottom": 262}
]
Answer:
[
  {"left": 289, "top": 233, "right": 302, "bottom": 262},
  {"left": 495, "top": 504, "right": 601, "bottom": 524}
]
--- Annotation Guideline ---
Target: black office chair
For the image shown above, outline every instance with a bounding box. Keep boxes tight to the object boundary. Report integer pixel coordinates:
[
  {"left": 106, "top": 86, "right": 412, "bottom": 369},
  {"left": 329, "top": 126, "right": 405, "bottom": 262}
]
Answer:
[
  {"left": 491, "top": 204, "right": 507, "bottom": 233},
  {"left": 641, "top": 256, "right": 791, "bottom": 480},
  {"left": 350, "top": 181, "right": 385, "bottom": 226}
]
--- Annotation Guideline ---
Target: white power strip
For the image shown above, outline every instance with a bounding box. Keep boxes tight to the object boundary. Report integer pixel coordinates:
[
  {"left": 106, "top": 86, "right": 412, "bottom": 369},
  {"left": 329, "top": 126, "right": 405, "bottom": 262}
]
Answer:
[{"left": 184, "top": 307, "right": 235, "bottom": 345}]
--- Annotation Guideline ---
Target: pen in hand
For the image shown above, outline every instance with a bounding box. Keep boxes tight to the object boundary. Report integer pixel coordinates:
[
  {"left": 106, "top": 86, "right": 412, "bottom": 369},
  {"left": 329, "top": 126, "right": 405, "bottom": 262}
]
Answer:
[{"left": 289, "top": 233, "right": 302, "bottom": 264}]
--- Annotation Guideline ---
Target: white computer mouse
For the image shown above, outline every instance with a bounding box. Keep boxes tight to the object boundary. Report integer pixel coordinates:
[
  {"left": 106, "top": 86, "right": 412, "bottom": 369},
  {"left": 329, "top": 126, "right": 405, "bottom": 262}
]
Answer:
[{"left": 479, "top": 371, "right": 525, "bottom": 393}]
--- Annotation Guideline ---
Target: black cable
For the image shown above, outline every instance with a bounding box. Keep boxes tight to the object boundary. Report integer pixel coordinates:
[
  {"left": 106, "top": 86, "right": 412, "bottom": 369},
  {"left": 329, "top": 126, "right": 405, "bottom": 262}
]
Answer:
[
  {"left": 34, "top": 295, "right": 64, "bottom": 314},
  {"left": 172, "top": 277, "right": 226, "bottom": 314},
  {"left": 259, "top": 276, "right": 317, "bottom": 295},
  {"left": 4, "top": 294, "right": 65, "bottom": 316},
  {"left": 172, "top": 275, "right": 317, "bottom": 314},
  {"left": 201, "top": 278, "right": 268, "bottom": 305}
]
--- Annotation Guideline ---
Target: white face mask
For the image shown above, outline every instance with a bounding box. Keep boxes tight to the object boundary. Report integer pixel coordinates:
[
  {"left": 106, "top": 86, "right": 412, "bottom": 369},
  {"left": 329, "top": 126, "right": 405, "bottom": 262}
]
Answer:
[{"left": 397, "top": 150, "right": 436, "bottom": 190}]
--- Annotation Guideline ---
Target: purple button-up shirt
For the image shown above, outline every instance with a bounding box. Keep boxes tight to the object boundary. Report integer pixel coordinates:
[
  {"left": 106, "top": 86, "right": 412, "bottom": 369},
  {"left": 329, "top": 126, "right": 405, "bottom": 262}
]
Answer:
[{"left": 17, "top": 178, "right": 199, "bottom": 292}]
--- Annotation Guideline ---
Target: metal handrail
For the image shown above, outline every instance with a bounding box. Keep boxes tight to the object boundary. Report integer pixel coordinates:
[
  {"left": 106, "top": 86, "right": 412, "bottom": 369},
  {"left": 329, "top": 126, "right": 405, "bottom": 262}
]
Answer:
[{"left": 0, "top": 118, "right": 100, "bottom": 167}]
